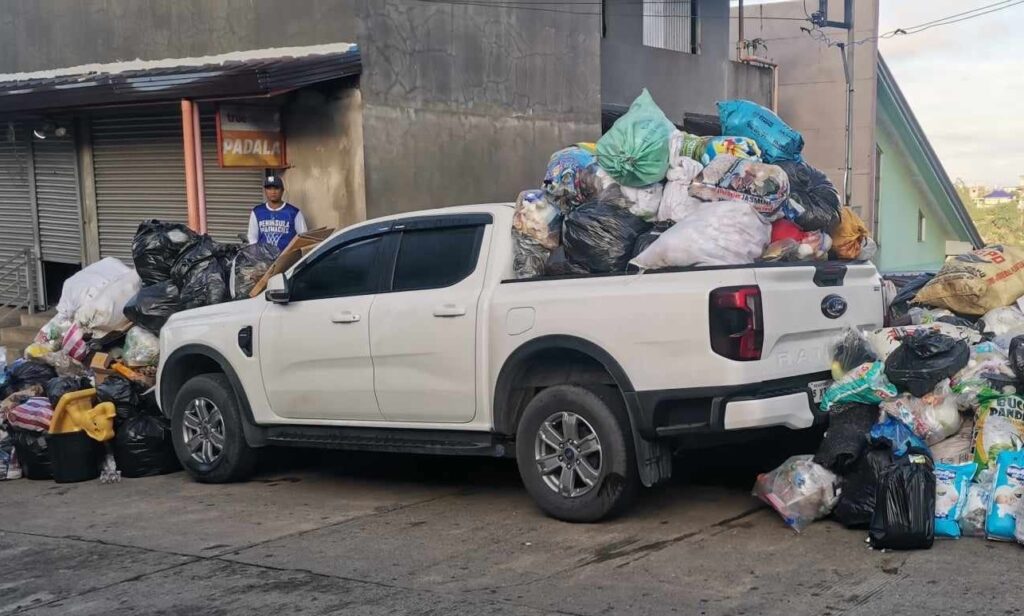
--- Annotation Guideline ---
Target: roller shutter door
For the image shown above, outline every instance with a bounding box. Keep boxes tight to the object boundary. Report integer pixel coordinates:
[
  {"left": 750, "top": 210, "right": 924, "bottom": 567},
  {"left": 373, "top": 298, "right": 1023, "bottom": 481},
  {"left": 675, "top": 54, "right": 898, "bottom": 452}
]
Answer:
[
  {"left": 200, "top": 111, "right": 264, "bottom": 243},
  {"left": 91, "top": 110, "right": 188, "bottom": 261},
  {"left": 33, "top": 133, "right": 82, "bottom": 264},
  {"left": 0, "top": 123, "right": 40, "bottom": 302}
]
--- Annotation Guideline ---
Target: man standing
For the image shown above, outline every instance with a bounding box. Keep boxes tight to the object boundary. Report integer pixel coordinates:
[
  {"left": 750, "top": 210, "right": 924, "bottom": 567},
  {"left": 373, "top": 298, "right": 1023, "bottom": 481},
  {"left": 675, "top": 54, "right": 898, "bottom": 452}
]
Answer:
[{"left": 247, "top": 175, "right": 308, "bottom": 251}]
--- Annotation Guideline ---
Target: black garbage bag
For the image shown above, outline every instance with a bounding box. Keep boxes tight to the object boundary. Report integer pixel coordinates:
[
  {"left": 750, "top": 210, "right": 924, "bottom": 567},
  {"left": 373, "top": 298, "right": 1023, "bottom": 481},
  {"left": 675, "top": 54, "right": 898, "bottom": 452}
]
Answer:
[
  {"left": 44, "top": 376, "right": 92, "bottom": 407},
  {"left": 97, "top": 376, "right": 141, "bottom": 421},
  {"left": 230, "top": 243, "right": 280, "bottom": 298},
  {"left": 813, "top": 403, "right": 879, "bottom": 474},
  {"left": 8, "top": 359, "right": 58, "bottom": 392},
  {"left": 887, "top": 273, "right": 935, "bottom": 322},
  {"left": 132, "top": 220, "right": 199, "bottom": 286},
  {"left": 563, "top": 201, "right": 652, "bottom": 273},
  {"left": 11, "top": 428, "right": 53, "bottom": 480},
  {"left": 630, "top": 223, "right": 673, "bottom": 261},
  {"left": 170, "top": 235, "right": 220, "bottom": 283},
  {"left": 179, "top": 257, "right": 229, "bottom": 310},
  {"left": 884, "top": 331, "right": 970, "bottom": 397},
  {"left": 123, "top": 281, "right": 182, "bottom": 333},
  {"left": 112, "top": 414, "right": 178, "bottom": 478},
  {"left": 833, "top": 444, "right": 894, "bottom": 528},
  {"left": 868, "top": 450, "right": 935, "bottom": 550},
  {"left": 776, "top": 161, "right": 841, "bottom": 232},
  {"left": 1010, "top": 336, "right": 1024, "bottom": 384},
  {"left": 544, "top": 246, "right": 589, "bottom": 277}
]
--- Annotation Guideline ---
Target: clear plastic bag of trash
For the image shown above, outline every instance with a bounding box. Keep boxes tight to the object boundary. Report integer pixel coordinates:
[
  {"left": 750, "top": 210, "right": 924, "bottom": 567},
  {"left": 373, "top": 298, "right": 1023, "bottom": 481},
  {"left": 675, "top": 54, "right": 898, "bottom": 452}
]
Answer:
[
  {"left": 718, "top": 99, "right": 804, "bottom": 163},
  {"left": 951, "top": 342, "right": 1017, "bottom": 410},
  {"left": 689, "top": 155, "right": 789, "bottom": 223},
  {"left": 122, "top": 327, "right": 160, "bottom": 367},
  {"left": 820, "top": 361, "right": 898, "bottom": 412},
  {"left": 775, "top": 160, "right": 841, "bottom": 232},
  {"left": 562, "top": 200, "right": 652, "bottom": 273},
  {"left": 830, "top": 327, "right": 878, "bottom": 381},
  {"left": 597, "top": 89, "right": 674, "bottom": 188},
  {"left": 543, "top": 146, "right": 602, "bottom": 212},
  {"left": 760, "top": 233, "right": 832, "bottom": 263},
  {"left": 880, "top": 380, "right": 962, "bottom": 446},
  {"left": 132, "top": 220, "right": 200, "bottom": 286},
  {"left": 752, "top": 455, "right": 839, "bottom": 533},
  {"left": 512, "top": 188, "right": 563, "bottom": 277},
  {"left": 958, "top": 469, "right": 994, "bottom": 537},
  {"left": 631, "top": 200, "right": 770, "bottom": 270},
  {"left": 931, "top": 417, "right": 976, "bottom": 466},
  {"left": 229, "top": 243, "right": 280, "bottom": 299},
  {"left": 981, "top": 306, "right": 1024, "bottom": 337}
]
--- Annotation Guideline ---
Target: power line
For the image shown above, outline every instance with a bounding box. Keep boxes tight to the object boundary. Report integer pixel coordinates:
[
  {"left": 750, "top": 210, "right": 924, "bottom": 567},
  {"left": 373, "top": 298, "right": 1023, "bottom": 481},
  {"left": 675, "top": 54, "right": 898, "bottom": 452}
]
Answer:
[{"left": 417, "top": 0, "right": 811, "bottom": 20}]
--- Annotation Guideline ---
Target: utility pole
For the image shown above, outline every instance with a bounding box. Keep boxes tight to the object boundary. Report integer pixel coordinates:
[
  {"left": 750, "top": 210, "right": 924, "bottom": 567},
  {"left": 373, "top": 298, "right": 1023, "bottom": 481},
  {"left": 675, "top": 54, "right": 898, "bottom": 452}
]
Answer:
[{"left": 811, "top": 0, "right": 855, "bottom": 209}]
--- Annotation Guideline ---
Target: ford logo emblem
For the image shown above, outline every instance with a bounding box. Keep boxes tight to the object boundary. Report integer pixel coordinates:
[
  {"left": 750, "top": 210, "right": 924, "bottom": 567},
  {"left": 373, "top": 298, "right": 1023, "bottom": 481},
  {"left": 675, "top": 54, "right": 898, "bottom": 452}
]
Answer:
[{"left": 821, "top": 294, "right": 848, "bottom": 319}]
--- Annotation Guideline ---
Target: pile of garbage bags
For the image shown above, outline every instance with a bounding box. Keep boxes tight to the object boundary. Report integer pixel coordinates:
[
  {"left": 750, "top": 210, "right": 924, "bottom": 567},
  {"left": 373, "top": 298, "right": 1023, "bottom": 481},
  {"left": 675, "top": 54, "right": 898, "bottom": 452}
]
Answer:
[
  {"left": 757, "top": 260, "right": 1024, "bottom": 547},
  {"left": 511, "top": 92, "right": 876, "bottom": 278}
]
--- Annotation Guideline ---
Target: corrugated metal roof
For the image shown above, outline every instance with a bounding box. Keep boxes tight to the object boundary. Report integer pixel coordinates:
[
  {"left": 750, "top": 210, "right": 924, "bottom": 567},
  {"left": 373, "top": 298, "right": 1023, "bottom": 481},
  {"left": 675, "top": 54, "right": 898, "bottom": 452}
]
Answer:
[{"left": 0, "top": 43, "right": 361, "bottom": 113}]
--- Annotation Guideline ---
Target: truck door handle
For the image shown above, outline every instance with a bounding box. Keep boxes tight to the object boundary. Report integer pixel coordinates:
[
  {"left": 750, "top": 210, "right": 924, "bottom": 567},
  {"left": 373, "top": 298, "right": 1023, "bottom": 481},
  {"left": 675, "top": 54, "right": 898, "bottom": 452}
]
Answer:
[
  {"left": 330, "top": 312, "right": 361, "bottom": 324},
  {"left": 433, "top": 304, "right": 467, "bottom": 318}
]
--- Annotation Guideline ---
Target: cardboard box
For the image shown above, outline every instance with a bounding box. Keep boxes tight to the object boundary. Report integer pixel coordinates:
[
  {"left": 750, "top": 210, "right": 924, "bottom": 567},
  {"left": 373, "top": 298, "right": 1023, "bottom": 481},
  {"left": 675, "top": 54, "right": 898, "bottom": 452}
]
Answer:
[
  {"left": 249, "top": 227, "right": 334, "bottom": 297},
  {"left": 90, "top": 352, "right": 115, "bottom": 386}
]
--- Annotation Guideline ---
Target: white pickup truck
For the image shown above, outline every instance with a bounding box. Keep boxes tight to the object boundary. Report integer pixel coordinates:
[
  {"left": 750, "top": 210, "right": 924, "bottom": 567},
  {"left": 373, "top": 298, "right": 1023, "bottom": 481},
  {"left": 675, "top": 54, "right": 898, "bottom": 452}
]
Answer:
[{"left": 157, "top": 203, "right": 884, "bottom": 521}]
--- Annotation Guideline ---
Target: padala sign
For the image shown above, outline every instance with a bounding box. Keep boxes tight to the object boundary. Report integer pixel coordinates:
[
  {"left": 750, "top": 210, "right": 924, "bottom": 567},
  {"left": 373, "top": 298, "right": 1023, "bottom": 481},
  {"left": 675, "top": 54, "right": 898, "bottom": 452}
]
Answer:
[{"left": 216, "top": 105, "right": 286, "bottom": 168}]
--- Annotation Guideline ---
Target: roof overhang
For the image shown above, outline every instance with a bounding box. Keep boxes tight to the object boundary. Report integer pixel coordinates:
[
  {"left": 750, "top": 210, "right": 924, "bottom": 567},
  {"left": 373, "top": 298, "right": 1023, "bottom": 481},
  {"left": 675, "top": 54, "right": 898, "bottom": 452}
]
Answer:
[{"left": 0, "top": 43, "right": 360, "bottom": 114}]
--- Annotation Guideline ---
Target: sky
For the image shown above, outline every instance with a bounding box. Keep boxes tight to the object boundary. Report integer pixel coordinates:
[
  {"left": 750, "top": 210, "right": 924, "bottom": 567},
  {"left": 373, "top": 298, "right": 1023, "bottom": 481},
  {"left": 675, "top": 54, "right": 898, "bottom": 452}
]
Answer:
[{"left": 877, "top": 1, "right": 1024, "bottom": 188}]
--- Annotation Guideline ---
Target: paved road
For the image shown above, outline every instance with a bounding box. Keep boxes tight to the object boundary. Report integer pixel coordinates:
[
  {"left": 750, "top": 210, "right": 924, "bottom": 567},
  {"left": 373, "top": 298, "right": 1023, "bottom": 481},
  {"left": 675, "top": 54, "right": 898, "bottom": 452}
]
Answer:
[{"left": 1, "top": 438, "right": 1021, "bottom": 616}]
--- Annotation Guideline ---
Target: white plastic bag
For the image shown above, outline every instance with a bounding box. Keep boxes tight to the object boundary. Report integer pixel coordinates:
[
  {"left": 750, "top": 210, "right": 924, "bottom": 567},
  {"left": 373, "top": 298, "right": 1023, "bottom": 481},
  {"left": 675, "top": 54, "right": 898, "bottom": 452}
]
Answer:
[
  {"left": 982, "top": 306, "right": 1024, "bottom": 337},
  {"left": 620, "top": 183, "right": 664, "bottom": 221},
  {"left": 631, "top": 200, "right": 770, "bottom": 270},
  {"left": 958, "top": 470, "right": 994, "bottom": 537},
  {"left": 122, "top": 326, "right": 160, "bottom": 367},
  {"left": 657, "top": 180, "right": 705, "bottom": 223},
  {"left": 75, "top": 269, "right": 142, "bottom": 334},
  {"left": 55, "top": 257, "right": 131, "bottom": 319},
  {"left": 752, "top": 455, "right": 839, "bottom": 533},
  {"left": 666, "top": 149, "right": 704, "bottom": 183}
]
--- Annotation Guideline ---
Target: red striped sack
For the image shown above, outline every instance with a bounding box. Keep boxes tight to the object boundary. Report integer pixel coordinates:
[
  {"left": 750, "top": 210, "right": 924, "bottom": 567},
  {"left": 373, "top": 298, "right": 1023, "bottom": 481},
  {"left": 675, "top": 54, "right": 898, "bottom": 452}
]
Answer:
[
  {"left": 7, "top": 397, "right": 54, "bottom": 432},
  {"left": 62, "top": 323, "right": 89, "bottom": 362}
]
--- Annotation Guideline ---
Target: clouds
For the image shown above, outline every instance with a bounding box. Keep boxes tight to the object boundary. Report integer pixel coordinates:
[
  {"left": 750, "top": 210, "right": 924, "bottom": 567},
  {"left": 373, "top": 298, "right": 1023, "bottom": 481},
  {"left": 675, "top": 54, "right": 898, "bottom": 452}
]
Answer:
[{"left": 879, "top": 1, "right": 1024, "bottom": 185}]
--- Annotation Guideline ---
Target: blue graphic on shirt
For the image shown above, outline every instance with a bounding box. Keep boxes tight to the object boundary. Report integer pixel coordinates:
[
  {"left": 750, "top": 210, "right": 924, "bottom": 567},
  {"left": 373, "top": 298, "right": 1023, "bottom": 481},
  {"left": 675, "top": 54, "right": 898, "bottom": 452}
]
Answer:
[{"left": 253, "top": 203, "right": 301, "bottom": 251}]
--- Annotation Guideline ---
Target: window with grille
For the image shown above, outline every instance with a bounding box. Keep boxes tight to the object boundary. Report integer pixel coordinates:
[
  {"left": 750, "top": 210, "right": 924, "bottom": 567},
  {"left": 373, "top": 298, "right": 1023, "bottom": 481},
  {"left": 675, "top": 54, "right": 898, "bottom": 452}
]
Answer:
[{"left": 643, "top": 1, "right": 700, "bottom": 54}]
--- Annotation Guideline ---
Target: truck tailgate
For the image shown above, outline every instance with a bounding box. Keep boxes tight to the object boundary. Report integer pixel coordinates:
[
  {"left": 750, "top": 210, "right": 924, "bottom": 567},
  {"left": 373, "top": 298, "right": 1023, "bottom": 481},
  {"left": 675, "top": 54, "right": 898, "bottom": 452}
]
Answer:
[{"left": 753, "top": 263, "right": 883, "bottom": 381}]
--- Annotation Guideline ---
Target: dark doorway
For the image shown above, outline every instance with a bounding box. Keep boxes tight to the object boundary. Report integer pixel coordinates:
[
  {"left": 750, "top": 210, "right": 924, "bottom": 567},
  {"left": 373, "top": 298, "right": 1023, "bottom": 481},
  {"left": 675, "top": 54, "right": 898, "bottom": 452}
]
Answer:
[{"left": 42, "top": 261, "right": 81, "bottom": 308}]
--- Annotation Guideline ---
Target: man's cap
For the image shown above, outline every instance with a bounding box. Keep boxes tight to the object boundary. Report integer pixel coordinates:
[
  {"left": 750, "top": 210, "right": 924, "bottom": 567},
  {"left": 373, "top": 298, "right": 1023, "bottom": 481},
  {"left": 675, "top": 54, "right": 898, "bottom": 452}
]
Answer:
[{"left": 263, "top": 176, "right": 284, "bottom": 189}]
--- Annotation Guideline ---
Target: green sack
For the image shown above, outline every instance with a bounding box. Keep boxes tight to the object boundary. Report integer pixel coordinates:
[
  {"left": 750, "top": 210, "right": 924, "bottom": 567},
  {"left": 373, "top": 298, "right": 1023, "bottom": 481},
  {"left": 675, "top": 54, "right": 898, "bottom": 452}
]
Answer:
[
  {"left": 597, "top": 89, "right": 674, "bottom": 187},
  {"left": 820, "top": 361, "right": 898, "bottom": 412}
]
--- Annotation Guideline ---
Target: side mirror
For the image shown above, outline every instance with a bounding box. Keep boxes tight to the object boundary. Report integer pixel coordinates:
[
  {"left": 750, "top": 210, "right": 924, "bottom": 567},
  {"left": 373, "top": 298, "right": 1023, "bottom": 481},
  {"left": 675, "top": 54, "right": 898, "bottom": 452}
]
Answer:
[{"left": 264, "top": 273, "right": 290, "bottom": 304}]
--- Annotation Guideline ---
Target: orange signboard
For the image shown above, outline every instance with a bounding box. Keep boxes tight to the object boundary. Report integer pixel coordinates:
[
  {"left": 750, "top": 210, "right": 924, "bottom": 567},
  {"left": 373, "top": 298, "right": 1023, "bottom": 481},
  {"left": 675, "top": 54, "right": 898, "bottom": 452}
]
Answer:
[{"left": 216, "top": 104, "right": 286, "bottom": 168}]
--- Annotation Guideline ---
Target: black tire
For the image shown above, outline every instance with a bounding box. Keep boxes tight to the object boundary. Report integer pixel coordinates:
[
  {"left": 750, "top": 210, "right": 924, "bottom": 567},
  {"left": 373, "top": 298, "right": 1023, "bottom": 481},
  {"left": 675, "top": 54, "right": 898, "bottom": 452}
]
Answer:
[
  {"left": 516, "top": 385, "right": 639, "bottom": 522},
  {"left": 171, "top": 373, "right": 257, "bottom": 483}
]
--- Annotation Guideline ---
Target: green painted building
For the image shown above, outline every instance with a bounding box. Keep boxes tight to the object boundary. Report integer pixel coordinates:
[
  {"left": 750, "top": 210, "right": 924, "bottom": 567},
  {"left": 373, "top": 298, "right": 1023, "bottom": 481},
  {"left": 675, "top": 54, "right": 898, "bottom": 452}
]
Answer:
[{"left": 874, "top": 55, "right": 982, "bottom": 273}]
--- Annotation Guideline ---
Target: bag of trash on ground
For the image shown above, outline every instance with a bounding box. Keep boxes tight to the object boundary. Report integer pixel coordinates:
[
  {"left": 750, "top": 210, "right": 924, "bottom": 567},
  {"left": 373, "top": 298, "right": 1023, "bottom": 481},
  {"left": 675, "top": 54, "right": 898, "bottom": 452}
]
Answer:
[
  {"left": 113, "top": 413, "right": 177, "bottom": 478},
  {"left": 869, "top": 416, "right": 931, "bottom": 458},
  {"left": 869, "top": 450, "right": 935, "bottom": 550},
  {"left": 631, "top": 200, "right": 770, "bottom": 270},
  {"left": 229, "top": 243, "right": 280, "bottom": 299},
  {"left": 597, "top": 89, "right": 674, "bottom": 188},
  {"left": 934, "top": 461, "right": 976, "bottom": 538},
  {"left": 958, "top": 470, "right": 994, "bottom": 537},
  {"left": 6, "top": 396, "right": 53, "bottom": 432},
  {"left": 7, "top": 360, "right": 57, "bottom": 392},
  {"left": 75, "top": 268, "right": 142, "bottom": 334},
  {"left": 973, "top": 394, "right": 1024, "bottom": 471},
  {"left": 833, "top": 444, "right": 895, "bottom": 528},
  {"left": 97, "top": 376, "right": 140, "bottom": 421},
  {"left": 542, "top": 146, "right": 602, "bottom": 212},
  {"left": 913, "top": 245, "right": 1024, "bottom": 317},
  {"left": 776, "top": 160, "right": 842, "bottom": 232},
  {"left": 752, "top": 455, "right": 839, "bottom": 533},
  {"left": 0, "top": 428, "right": 20, "bottom": 480},
  {"left": 819, "top": 361, "right": 897, "bottom": 412},
  {"left": 830, "top": 207, "right": 875, "bottom": 260},
  {"left": 986, "top": 450, "right": 1024, "bottom": 541},
  {"left": 813, "top": 402, "right": 878, "bottom": 474},
  {"left": 60, "top": 323, "right": 89, "bottom": 363},
  {"left": 1016, "top": 490, "right": 1024, "bottom": 544},
  {"left": 866, "top": 323, "right": 981, "bottom": 361},
  {"left": 11, "top": 429, "right": 49, "bottom": 479},
  {"left": 880, "top": 381, "right": 961, "bottom": 445},
  {"left": 122, "top": 327, "right": 160, "bottom": 367},
  {"left": 688, "top": 155, "right": 789, "bottom": 222},
  {"left": 124, "top": 281, "right": 182, "bottom": 334},
  {"left": 44, "top": 375, "right": 91, "bottom": 407},
  {"left": 562, "top": 200, "right": 652, "bottom": 273},
  {"left": 951, "top": 342, "right": 1017, "bottom": 410},
  {"left": 132, "top": 220, "right": 200, "bottom": 286},
  {"left": 931, "top": 417, "right": 976, "bottom": 466},
  {"left": 830, "top": 327, "right": 878, "bottom": 381},
  {"left": 718, "top": 99, "right": 805, "bottom": 163},
  {"left": 884, "top": 330, "right": 969, "bottom": 398},
  {"left": 55, "top": 257, "right": 132, "bottom": 320},
  {"left": 981, "top": 306, "right": 1024, "bottom": 337}
]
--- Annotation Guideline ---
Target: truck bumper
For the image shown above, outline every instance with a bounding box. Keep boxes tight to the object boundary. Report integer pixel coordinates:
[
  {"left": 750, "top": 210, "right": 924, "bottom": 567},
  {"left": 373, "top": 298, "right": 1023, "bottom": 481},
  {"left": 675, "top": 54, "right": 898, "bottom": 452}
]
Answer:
[{"left": 632, "top": 372, "right": 831, "bottom": 440}]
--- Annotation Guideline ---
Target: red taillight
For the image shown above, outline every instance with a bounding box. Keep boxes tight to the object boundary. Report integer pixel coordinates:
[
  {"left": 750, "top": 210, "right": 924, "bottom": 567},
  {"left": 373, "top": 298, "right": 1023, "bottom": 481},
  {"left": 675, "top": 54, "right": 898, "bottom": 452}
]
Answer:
[{"left": 709, "top": 286, "right": 763, "bottom": 361}]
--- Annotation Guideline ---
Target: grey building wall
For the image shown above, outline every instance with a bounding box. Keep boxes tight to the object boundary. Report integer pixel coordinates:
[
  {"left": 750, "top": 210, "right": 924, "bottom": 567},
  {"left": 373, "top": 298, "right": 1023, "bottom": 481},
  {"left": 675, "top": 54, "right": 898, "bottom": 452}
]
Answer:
[{"left": 602, "top": 0, "right": 770, "bottom": 123}]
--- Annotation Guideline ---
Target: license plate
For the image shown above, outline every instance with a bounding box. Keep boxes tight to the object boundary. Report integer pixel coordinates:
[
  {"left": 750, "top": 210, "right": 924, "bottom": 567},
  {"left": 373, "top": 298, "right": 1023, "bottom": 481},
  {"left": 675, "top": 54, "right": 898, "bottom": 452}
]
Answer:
[{"left": 808, "top": 379, "right": 832, "bottom": 404}]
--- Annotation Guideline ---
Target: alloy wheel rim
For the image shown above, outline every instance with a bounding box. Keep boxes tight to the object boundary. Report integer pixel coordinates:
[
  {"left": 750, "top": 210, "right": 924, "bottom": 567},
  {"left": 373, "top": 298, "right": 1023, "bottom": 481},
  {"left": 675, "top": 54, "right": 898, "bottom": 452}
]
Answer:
[
  {"left": 182, "top": 397, "right": 226, "bottom": 465},
  {"left": 534, "top": 411, "right": 603, "bottom": 498}
]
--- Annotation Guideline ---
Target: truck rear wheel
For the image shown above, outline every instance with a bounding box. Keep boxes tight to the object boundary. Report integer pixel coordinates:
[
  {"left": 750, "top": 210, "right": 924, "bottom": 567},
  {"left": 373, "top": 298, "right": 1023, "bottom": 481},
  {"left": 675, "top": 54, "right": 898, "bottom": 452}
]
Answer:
[
  {"left": 516, "top": 385, "right": 639, "bottom": 522},
  {"left": 171, "top": 373, "right": 257, "bottom": 483}
]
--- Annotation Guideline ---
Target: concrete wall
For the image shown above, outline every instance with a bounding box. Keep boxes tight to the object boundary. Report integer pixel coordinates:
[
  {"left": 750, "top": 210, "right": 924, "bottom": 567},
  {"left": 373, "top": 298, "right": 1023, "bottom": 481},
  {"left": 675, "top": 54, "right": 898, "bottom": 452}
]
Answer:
[
  {"left": 602, "top": 0, "right": 771, "bottom": 123},
  {"left": 280, "top": 85, "right": 366, "bottom": 232},
  {"left": 732, "top": 0, "right": 880, "bottom": 230},
  {"left": 357, "top": 1, "right": 601, "bottom": 217}
]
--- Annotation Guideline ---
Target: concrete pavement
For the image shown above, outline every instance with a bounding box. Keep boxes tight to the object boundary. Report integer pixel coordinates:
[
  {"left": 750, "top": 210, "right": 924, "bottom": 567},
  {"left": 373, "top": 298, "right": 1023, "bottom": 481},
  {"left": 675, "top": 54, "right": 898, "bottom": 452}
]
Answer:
[{"left": 1, "top": 446, "right": 1021, "bottom": 615}]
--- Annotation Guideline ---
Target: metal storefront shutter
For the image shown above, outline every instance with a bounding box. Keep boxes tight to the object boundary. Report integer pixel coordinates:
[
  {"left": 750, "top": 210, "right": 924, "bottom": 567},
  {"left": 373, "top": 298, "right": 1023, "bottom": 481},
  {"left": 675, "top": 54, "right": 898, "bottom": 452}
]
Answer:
[
  {"left": 91, "top": 109, "right": 188, "bottom": 261},
  {"left": 32, "top": 134, "right": 82, "bottom": 264},
  {"left": 0, "top": 123, "right": 41, "bottom": 302},
  {"left": 200, "top": 111, "right": 264, "bottom": 243}
]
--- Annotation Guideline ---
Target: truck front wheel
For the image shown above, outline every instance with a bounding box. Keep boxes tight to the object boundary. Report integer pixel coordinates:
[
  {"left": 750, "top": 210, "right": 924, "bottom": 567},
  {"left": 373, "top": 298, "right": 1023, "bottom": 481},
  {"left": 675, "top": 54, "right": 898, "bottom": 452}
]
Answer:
[
  {"left": 171, "top": 373, "right": 257, "bottom": 483},
  {"left": 516, "top": 385, "right": 639, "bottom": 522}
]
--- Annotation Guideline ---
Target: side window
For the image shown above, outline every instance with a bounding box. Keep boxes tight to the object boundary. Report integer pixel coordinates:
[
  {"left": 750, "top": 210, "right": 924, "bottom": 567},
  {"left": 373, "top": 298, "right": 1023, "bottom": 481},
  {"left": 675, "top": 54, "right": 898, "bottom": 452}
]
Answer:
[
  {"left": 391, "top": 226, "right": 483, "bottom": 292},
  {"left": 288, "top": 236, "right": 381, "bottom": 302}
]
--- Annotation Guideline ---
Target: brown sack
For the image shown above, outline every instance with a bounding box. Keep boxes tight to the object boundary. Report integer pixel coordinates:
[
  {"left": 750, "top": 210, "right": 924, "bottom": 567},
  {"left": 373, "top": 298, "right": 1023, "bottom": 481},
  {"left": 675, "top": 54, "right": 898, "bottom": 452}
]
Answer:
[
  {"left": 830, "top": 207, "right": 869, "bottom": 260},
  {"left": 913, "top": 245, "right": 1024, "bottom": 316}
]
